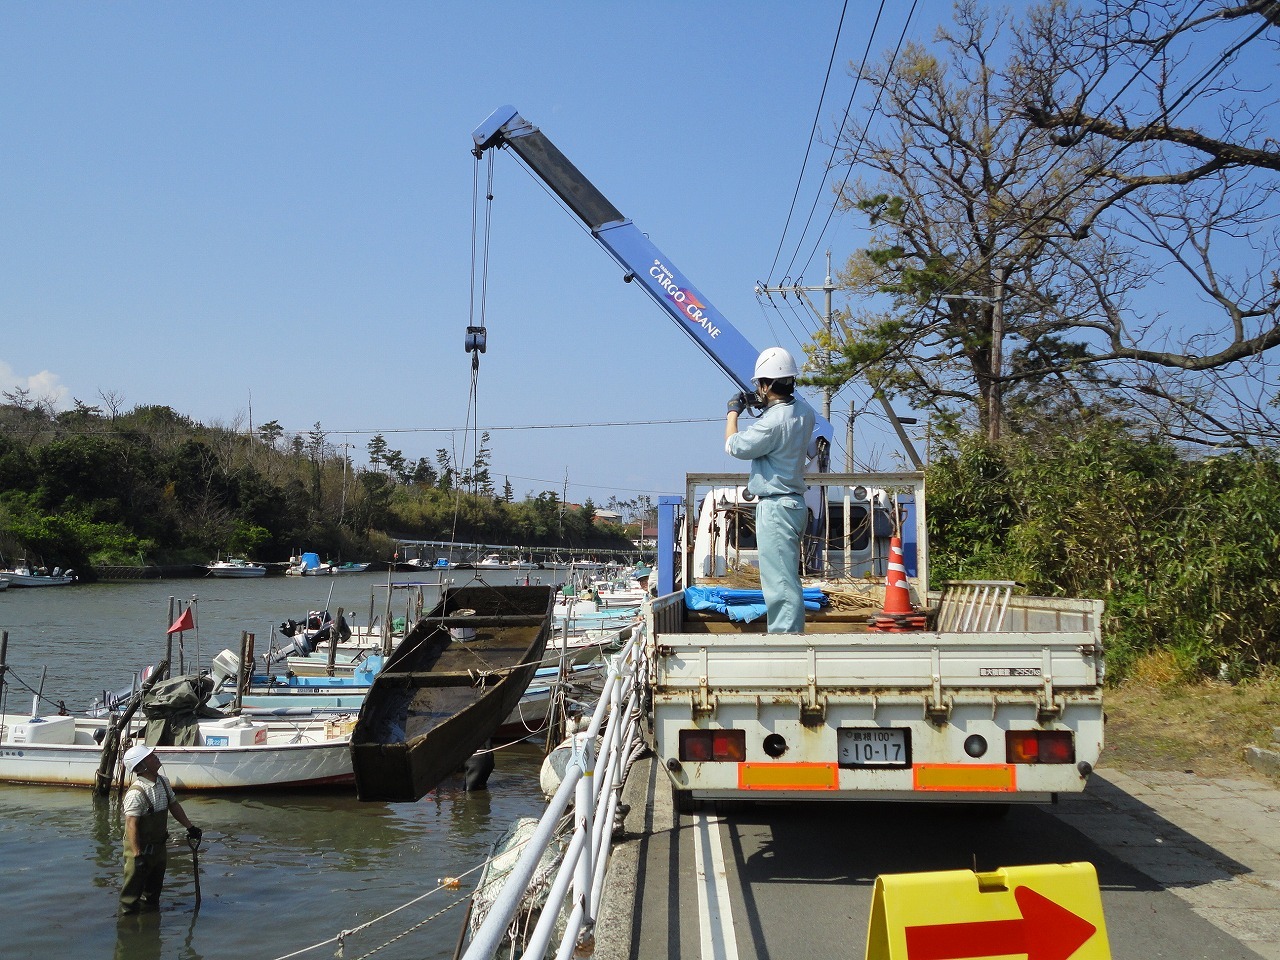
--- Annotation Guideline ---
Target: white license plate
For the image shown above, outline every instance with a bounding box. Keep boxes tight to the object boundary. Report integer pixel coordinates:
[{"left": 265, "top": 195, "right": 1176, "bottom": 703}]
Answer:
[{"left": 838, "top": 728, "right": 910, "bottom": 767}]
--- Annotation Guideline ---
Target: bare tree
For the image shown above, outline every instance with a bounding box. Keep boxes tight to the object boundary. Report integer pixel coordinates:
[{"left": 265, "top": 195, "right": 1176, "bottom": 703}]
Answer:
[
  {"left": 97, "top": 389, "right": 127, "bottom": 420},
  {"left": 1017, "top": 0, "right": 1280, "bottom": 444},
  {"left": 822, "top": 0, "right": 1280, "bottom": 446}
]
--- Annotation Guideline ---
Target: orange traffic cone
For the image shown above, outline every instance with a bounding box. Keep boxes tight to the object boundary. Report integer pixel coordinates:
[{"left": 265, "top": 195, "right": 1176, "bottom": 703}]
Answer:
[
  {"left": 881, "top": 536, "right": 914, "bottom": 615},
  {"left": 868, "top": 536, "right": 927, "bottom": 632}
]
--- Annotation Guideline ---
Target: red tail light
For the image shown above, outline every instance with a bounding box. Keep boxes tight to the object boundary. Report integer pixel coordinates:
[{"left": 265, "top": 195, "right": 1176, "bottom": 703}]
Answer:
[
  {"left": 1006, "top": 730, "right": 1075, "bottom": 764},
  {"left": 680, "top": 729, "right": 746, "bottom": 762}
]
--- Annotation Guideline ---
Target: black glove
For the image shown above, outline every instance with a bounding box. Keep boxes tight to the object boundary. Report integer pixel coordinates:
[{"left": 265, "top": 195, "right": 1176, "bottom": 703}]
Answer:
[
  {"left": 186, "top": 826, "right": 203, "bottom": 840},
  {"left": 727, "top": 391, "right": 750, "bottom": 414}
]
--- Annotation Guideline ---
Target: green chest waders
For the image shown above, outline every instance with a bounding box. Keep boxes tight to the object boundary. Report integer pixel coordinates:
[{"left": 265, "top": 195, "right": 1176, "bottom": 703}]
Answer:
[{"left": 119, "top": 794, "right": 169, "bottom": 912}]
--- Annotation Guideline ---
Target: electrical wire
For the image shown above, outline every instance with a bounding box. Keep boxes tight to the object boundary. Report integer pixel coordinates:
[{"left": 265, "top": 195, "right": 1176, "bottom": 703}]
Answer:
[
  {"left": 777, "top": 0, "right": 1271, "bottom": 442},
  {"left": 784, "top": 0, "right": 916, "bottom": 282},
  {"left": 818, "top": 0, "right": 1238, "bottom": 304},
  {"left": 766, "top": 0, "right": 852, "bottom": 281}
]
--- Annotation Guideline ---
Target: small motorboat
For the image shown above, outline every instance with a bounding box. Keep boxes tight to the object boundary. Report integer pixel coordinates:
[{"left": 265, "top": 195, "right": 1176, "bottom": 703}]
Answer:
[
  {"left": 2, "top": 673, "right": 352, "bottom": 791},
  {"left": 207, "top": 557, "right": 267, "bottom": 578},
  {"left": 0, "top": 561, "right": 76, "bottom": 587}
]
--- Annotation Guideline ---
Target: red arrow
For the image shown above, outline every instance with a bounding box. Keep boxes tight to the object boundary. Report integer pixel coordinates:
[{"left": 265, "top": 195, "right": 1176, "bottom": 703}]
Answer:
[{"left": 904, "top": 886, "right": 1097, "bottom": 960}]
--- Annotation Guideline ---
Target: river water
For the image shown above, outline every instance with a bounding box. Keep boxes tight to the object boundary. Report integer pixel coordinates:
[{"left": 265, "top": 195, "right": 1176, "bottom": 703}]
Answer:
[{"left": 0, "top": 568, "right": 568, "bottom": 960}]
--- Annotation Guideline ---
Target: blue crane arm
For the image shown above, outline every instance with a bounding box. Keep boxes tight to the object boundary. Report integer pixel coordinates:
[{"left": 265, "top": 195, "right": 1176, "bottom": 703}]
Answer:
[{"left": 472, "top": 105, "right": 834, "bottom": 452}]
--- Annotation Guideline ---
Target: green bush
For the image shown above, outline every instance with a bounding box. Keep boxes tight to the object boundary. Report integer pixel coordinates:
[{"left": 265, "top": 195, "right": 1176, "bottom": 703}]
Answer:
[{"left": 927, "top": 426, "right": 1280, "bottom": 680}]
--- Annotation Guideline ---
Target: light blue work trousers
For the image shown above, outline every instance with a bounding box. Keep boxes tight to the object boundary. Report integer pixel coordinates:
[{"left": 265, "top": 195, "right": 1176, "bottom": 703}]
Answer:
[{"left": 755, "top": 493, "right": 807, "bottom": 633}]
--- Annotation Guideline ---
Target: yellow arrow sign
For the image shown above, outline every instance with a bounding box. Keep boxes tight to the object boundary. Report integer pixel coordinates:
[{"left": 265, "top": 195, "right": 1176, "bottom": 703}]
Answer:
[{"left": 865, "top": 862, "right": 1110, "bottom": 960}]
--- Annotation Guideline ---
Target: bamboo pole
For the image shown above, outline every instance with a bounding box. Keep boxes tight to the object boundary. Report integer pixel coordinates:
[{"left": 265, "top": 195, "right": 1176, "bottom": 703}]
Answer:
[{"left": 93, "top": 658, "right": 169, "bottom": 798}]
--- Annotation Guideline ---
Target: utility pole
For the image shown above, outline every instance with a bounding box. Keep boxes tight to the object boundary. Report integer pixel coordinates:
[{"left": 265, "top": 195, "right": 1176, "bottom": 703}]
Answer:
[
  {"left": 755, "top": 251, "right": 837, "bottom": 422},
  {"left": 989, "top": 266, "right": 1007, "bottom": 443},
  {"left": 758, "top": 252, "right": 922, "bottom": 469}
]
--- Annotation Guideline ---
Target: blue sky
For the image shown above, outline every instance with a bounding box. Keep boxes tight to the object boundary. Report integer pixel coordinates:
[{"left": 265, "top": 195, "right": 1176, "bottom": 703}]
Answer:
[{"left": 1, "top": 2, "right": 948, "bottom": 503}]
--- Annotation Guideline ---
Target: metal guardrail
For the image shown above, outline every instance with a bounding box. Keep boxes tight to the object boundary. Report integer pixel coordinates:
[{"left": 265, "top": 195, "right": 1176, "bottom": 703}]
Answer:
[{"left": 462, "top": 625, "right": 647, "bottom": 960}]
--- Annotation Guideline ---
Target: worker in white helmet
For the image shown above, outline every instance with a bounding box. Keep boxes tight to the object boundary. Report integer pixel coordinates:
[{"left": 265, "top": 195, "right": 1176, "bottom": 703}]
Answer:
[
  {"left": 725, "top": 347, "right": 816, "bottom": 633},
  {"left": 118, "top": 743, "right": 201, "bottom": 914}
]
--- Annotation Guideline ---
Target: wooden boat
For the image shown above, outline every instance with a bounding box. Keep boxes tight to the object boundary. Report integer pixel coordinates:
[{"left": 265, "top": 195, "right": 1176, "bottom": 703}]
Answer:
[{"left": 350, "top": 584, "right": 553, "bottom": 802}]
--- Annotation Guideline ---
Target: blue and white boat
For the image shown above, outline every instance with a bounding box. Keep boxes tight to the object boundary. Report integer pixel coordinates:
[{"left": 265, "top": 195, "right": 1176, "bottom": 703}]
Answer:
[{"left": 0, "top": 560, "right": 76, "bottom": 587}]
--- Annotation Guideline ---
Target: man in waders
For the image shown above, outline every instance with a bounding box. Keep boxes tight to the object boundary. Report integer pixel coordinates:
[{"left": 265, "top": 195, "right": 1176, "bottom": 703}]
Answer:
[{"left": 119, "top": 744, "right": 201, "bottom": 914}]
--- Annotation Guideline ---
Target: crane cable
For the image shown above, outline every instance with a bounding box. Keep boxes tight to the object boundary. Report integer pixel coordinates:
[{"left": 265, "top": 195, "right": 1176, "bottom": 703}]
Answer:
[{"left": 453, "top": 149, "right": 498, "bottom": 548}]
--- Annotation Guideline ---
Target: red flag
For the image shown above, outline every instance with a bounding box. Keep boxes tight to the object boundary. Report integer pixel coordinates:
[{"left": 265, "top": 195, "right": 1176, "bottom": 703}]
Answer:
[{"left": 167, "top": 606, "right": 195, "bottom": 634}]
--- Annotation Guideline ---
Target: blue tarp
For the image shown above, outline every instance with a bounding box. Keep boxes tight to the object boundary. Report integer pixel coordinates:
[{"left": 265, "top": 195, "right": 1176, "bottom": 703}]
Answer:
[{"left": 683, "top": 585, "right": 828, "bottom": 624}]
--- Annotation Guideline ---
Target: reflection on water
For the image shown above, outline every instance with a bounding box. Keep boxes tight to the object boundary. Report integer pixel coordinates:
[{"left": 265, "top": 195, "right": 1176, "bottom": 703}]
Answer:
[
  {"left": 0, "top": 573, "right": 560, "bottom": 960},
  {"left": 0, "top": 751, "right": 549, "bottom": 960}
]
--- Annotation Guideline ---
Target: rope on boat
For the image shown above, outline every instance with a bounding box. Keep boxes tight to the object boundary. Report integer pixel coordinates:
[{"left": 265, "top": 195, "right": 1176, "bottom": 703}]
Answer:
[{"left": 0, "top": 664, "right": 85, "bottom": 715}]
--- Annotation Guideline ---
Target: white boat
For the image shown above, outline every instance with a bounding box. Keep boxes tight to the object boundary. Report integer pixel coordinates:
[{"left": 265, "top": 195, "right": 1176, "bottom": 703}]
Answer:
[
  {"left": 333, "top": 562, "right": 370, "bottom": 573},
  {"left": 0, "top": 561, "right": 76, "bottom": 587},
  {"left": 0, "top": 711, "right": 353, "bottom": 791},
  {"left": 590, "top": 575, "right": 648, "bottom": 607},
  {"left": 212, "top": 662, "right": 606, "bottom": 743},
  {"left": 547, "top": 597, "right": 639, "bottom": 663},
  {"left": 507, "top": 557, "right": 540, "bottom": 570},
  {"left": 207, "top": 557, "right": 267, "bottom": 578},
  {"left": 475, "top": 553, "right": 509, "bottom": 569},
  {"left": 285, "top": 552, "right": 332, "bottom": 576}
]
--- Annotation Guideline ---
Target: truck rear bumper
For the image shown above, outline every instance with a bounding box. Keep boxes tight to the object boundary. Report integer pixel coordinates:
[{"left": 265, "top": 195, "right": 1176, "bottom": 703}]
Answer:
[{"left": 670, "top": 785, "right": 1056, "bottom": 805}]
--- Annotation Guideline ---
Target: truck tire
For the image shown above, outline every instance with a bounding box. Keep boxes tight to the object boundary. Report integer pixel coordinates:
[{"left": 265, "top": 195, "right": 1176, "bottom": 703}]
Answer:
[
  {"left": 967, "top": 802, "right": 1011, "bottom": 819},
  {"left": 672, "top": 786, "right": 697, "bottom": 815}
]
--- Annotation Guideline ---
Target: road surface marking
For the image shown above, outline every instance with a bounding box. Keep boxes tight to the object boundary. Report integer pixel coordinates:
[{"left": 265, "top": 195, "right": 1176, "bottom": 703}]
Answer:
[{"left": 693, "top": 812, "right": 739, "bottom": 960}]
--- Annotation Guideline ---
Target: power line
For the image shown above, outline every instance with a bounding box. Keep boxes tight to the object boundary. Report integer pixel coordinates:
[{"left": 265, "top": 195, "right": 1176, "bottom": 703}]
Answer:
[
  {"left": 767, "top": 0, "right": 852, "bottom": 281},
  {"left": 499, "top": 472, "right": 677, "bottom": 497},
  {"left": 787, "top": 0, "right": 917, "bottom": 282},
  {"left": 317, "top": 417, "right": 722, "bottom": 438}
]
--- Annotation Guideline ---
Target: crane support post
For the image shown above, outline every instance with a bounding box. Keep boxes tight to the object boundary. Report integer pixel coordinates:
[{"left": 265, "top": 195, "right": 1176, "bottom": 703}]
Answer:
[{"left": 471, "top": 104, "right": 834, "bottom": 448}]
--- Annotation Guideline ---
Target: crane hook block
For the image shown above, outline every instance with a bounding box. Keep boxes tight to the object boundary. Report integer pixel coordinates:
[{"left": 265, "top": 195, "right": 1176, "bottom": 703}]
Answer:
[{"left": 465, "top": 326, "right": 487, "bottom": 354}]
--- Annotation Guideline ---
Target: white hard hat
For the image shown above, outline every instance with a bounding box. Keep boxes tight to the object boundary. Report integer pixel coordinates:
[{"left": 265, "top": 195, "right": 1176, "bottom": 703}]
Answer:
[
  {"left": 754, "top": 347, "right": 799, "bottom": 380},
  {"left": 123, "top": 744, "right": 154, "bottom": 772}
]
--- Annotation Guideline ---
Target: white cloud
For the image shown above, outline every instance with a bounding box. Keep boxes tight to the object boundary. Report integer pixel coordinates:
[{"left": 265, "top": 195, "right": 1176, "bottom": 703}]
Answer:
[{"left": 0, "top": 361, "right": 71, "bottom": 408}]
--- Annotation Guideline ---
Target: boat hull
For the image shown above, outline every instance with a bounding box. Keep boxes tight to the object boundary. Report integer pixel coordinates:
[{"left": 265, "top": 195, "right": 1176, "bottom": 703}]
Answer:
[
  {"left": 0, "top": 714, "right": 353, "bottom": 790},
  {"left": 350, "top": 585, "right": 553, "bottom": 802},
  {"left": 1, "top": 572, "right": 75, "bottom": 587}
]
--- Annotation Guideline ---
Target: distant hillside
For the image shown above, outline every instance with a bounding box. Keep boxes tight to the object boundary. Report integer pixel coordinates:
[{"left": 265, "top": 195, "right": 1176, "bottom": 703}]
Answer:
[{"left": 0, "top": 397, "right": 637, "bottom": 574}]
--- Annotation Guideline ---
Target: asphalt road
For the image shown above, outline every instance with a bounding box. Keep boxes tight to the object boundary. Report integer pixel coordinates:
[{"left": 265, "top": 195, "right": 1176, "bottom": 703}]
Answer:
[{"left": 597, "top": 759, "right": 1280, "bottom": 960}]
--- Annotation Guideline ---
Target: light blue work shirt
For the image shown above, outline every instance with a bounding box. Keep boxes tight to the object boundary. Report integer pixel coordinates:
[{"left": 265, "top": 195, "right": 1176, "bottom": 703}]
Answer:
[{"left": 724, "top": 395, "right": 816, "bottom": 496}]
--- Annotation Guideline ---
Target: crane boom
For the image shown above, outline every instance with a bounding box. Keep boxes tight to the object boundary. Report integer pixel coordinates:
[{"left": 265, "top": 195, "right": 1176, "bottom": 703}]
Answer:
[{"left": 472, "top": 105, "right": 834, "bottom": 453}]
